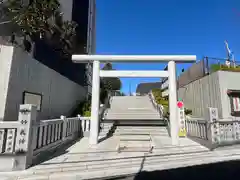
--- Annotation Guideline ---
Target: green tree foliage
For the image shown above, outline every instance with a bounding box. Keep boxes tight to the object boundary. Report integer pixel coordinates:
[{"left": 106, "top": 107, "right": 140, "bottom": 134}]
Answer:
[
  {"left": 101, "top": 63, "right": 122, "bottom": 91},
  {"left": 210, "top": 64, "right": 240, "bottom": 73},
  {"left": 151, "top": 88, "right": 192, "bottom": 117},
  {"left": 1, "top": 0, "right": 78, "bottom": 55},
  {"left": 3, "top": 0, "right": 60, "bottom": 36}
]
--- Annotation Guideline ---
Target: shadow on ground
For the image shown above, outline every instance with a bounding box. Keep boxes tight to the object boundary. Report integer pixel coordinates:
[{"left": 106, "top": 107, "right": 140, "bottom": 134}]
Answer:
[{"left": 102, "top": 160, "right": 240, "bottom": 180}]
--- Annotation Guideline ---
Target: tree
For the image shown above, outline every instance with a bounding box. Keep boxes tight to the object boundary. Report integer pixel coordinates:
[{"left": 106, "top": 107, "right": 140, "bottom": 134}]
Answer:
[
  {"left": 101, "top": 63, "right": 122, "bottom": 91},
  {"left": 1, "top": 0, "right": 77, "bottom": 56},
  {"left": 2, "top": 0, "right": 59, "bottom": 37}
]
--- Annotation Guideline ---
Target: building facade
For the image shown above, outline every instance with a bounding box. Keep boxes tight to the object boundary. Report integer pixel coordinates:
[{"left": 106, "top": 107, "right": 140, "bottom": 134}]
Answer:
[
  {"left": 178, "top": 70, "right": 240, "bottom": 120},
  {"left": 33, "top": 0, "right": 95, "bottom": 96},
  {"left": 0, "top": 0, "right": 96, "bottom": 95},
  {"left": 0, "top": 0, "right": 96, "bottom": 120}
]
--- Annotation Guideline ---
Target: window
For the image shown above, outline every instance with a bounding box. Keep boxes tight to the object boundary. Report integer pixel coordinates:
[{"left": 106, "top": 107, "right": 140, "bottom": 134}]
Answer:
[
  {"left": 22, "top": 91, "right": 42, "bottom": 111},
  {"left": 227, "top": 89, "right": 240, "bottom": 116}
]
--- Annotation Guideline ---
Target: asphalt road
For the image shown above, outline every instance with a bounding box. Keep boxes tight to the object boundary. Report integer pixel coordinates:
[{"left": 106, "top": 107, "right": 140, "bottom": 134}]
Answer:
[{"left": 98, "top": 160, "right": 240, "bottom": 180}]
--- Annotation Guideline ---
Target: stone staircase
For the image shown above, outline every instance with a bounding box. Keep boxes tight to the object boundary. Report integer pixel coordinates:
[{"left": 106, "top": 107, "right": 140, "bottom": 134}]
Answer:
[
  {"left": 115, "top": 126, "right": 169, "bottom": 153},
  {"left": 98, "top": 122, "right": 115, "bottom": 139},
  {"left": 104, "top": 96, "right": 164, "bottom": 124},
  {"left": 101, "top": 95, "right": 168, "bottom": 153}
]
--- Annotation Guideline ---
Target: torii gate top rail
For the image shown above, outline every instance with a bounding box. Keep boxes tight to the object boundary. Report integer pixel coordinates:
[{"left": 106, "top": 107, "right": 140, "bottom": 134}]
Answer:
[{"left": 72, "top": 55, "right": 196, "bottom": 63}]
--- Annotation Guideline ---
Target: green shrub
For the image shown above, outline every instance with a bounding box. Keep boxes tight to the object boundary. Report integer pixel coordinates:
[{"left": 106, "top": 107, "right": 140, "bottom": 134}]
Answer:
[
  {"left": 210, "top": 64, "right": 240, "bottom": 73},
  {"left": 158, "top": 99, "right": 168, "bottom": 106},
  {"left": 83, "top": 111, "right": 91, "bottom": 117},
  {"left": 151, "top": 90, "right": 192, "bottom": 117},
  {"left": 185, "top": 108, "right": 192, "bottom": 115},
  {"left": 152, "top": 89, "right": 163, "bottom": 104},
  {"left": 71, "top": 96, "right": 91, "bottom": 117}
]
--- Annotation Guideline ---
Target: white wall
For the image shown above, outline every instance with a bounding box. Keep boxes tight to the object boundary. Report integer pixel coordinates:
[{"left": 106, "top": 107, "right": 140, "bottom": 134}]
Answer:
[
  {"left": 2, "top": 45, "right": 87, "bottom": 121},
  {"left": 0, "top": 45, "right": 14, "bottom": 120}
]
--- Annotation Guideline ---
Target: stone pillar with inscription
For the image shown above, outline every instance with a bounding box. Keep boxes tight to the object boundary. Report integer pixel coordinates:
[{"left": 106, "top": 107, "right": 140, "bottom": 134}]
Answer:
[
  {"left": 14, "top": 104, "right": 38, "bottom": 170},
  {"left": 206, "top": 107, "right": 220, "bottom": 145}
]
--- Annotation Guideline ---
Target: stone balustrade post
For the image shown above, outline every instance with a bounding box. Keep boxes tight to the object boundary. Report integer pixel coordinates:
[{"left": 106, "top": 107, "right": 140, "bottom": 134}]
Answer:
[
  {"left": 14, "top": 104, "right": 37, "bottom": 170},
  {"left": 77, "top": 115, "right": 82, "bottom": 137},
  {"left": 233, "top": 121, "right": 240, "bottom": 141},
  {"left": 206, "top": 107, "right": 220, "bottom": 145},
  {"left": 61, "top": 115, "right": 67, "bottom": 140}
]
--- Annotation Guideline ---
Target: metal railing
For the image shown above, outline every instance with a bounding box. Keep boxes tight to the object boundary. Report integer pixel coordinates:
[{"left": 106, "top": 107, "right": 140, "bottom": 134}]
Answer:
[{"left": 178, "top": 57, "right": 240, "bottom": 88}]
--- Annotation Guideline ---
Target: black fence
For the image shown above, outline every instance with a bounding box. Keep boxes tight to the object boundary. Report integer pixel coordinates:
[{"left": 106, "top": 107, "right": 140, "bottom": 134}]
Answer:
[{"left": 177, "top": 57, "right": 240, "bottom": 88}]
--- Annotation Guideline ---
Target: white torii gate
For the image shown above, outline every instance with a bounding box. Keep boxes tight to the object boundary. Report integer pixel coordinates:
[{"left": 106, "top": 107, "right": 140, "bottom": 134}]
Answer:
[{"left": 72, "top": 55, "right": 196, "bottom": 146}]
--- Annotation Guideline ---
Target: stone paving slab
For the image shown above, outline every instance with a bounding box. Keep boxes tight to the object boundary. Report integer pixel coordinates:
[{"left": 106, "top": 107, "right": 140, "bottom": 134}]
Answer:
[
  {"left": 3, "top": 146, "right": 240, "bottom": 180},
  {"left": 0, "top": 132, "right": 218, "bottom": 180}
]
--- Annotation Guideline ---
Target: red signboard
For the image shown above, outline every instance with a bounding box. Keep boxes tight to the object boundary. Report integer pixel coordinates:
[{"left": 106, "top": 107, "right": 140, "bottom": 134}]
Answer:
[{"left": 177, "top": 101, "right": 184, "bottom": 108}]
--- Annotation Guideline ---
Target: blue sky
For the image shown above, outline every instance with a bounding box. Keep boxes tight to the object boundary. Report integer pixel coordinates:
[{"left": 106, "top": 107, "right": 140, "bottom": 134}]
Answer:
[{"left": 96, "top": 0, "right": 240, "bottom": 95}]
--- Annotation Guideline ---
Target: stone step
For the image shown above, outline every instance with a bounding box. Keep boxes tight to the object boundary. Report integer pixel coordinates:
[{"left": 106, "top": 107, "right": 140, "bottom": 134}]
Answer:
[
  {"left": 118, "top": 145, "right": 153, "bottom": 151},
  {"left": 108, "top": 112, "right": 158, "bottom": 115},
  {"left": 31, "top": 148, "right": 211, "bottom": 171},
  {"left": 105, "top": 116, "right": 162, "bottom": 119},
  {"left": 6, "top": 149, "right": 224, "bottom": 179},
  {"left": 115, "top": 128, "right": 167, "bottom": 131},
  {"left": 101, "top": 127, "right": 113, "bottom": 130},
  {"left": 110, "top": 106, "right": 154, "bottom": 109},
  {"left": 119, "top": 140, "right": 152, "bottom": 145},
  {"left": 114, "top": 133, "right": 169, "bottom": 137},
  {"left": 32, "top": 146, "right": 210, "bottom": 169},
  {"left": 116, "top": 121, "right": 166, "bottom": 125},
  {"left": 105, "top": 116, "right": 161, "bottom": 119},
  {"left": 100, "top": 129, "right": 111, "bottom": 133},
  {"left": 101, "top": 123, "right": 114, "bottom": 126},
  {"left": 106, "top": 112, "right": 160, "bottom": 115},
  {"left": 107, "top": 108, "right": 156, "bottom": 111},
  {"left": 98, "top": 133, "right": 107, "bottom": 137},
  {"left": 115, "top": 129, "right": 167, "bottom": 132},
  {"left": 115, "top": 127, "right": 167, "bottom": 130},
  {"left": 115, "top": 130, "right": 168, "bottom": 133},
  {"left": 108, "top": 109, "right": 158, "bottom": 111},
  {"left": 118, "top": 140, "right": 152, "bottom": 145},
  {"left": 119, "top": 135, "right": 151, "bottom": 141}
]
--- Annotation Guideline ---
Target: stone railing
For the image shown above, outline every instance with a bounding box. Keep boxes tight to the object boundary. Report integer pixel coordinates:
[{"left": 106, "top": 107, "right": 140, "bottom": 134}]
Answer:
[
  {"left": 217, "top": 120, "right": 240, "bottom": 145},
  {"left": 148, "top": 90, "right": 164, "bottom": 118},
  {"left": 186, "top": 107, "right": 240, "bottom": 148},
  {"left": 186, "top": 116, "right": 208, "bottom": 140},
  {"left": 0, "top": 121, "right": 19, "bottom": 154},
  {"left": 0, "top": 104, "right": 90, "bottom": 171}
]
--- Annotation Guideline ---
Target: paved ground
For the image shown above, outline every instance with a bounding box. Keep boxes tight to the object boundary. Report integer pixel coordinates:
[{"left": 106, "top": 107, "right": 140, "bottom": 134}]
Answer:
[
  {"left": 2, "top": 131, "right": 240, "bottom": 179},
  {"left": 101, "top": 160, "right": 240, "bottom": 180}
]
